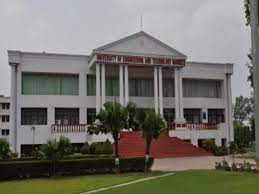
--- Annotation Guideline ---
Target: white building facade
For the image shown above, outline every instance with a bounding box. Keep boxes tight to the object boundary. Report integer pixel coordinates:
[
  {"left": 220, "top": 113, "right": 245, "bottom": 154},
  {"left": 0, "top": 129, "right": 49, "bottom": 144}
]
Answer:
[
  {"left": 8, "top": 31, "right": 234, "bottom": 155},
  {"left": 0, "top": 96, "right": 10, "bottom": 142}
]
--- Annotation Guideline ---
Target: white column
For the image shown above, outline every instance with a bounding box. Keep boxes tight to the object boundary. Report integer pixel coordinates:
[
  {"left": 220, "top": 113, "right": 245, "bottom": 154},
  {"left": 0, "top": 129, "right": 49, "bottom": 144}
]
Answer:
[
  {"left": 178, "top": 68, "right": 184, "bottom": 119},
  {"left": 101, "top": 63, "right": 106, "bottom": 107},
  {"left": 10, "top": 64, "right": 17, "bottom": 152},
  {"left": 174, "top": 67, "right": 185, "bottom": 123},
  {"left": 158, "top": 66, "right": 163, "bottom": 116},
  {"left": 48, "top": 107, "right": 55, "bottom": 125},
  {"left": 119, "top": 64, "right": 124, "bottom": 105},
  {"left": 154, "top": 66, "right": 158, "bottom": 113},
  {"left": 96, "top": 63, "right": 101, "bottom": 113},
  {"left": 79, "top": 108, "right": 87, "bottom": 124},
  {"left": 124, "top": 65, "right": 129, "bottom": 106},
  {"left": 174, "top": 68, "right": 180, "bottom": 119}
]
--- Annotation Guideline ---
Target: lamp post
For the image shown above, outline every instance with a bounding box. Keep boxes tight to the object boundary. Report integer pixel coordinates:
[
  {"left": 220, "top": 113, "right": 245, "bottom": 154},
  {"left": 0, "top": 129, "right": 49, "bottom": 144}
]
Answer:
[
  {"left": 250, "top": 0, "right": 259, "bottom": 162},
  {"left": 31, "top": 126, "right": 36, "bottom": 152}
]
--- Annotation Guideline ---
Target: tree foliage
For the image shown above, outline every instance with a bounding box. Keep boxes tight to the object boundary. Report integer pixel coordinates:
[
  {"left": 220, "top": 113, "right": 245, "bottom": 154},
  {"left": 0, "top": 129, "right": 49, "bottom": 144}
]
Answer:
[
  {"left": 0, "top": 139, "right": 11, "bottom": 160},
  {"left": 88, "top": 101, "right": 129, "bottom": 158},
  {"left": 137, "top": 108, "right": 166, "bottom": 156},
  {"left": 40, "top": 136, "right": 72, "bottom": 161},
  {"left": 233, "top": 95, "right": 253, "bottom": 125},
  {"left": 234, "top": 123, "right": 253, "bottom": 149}
]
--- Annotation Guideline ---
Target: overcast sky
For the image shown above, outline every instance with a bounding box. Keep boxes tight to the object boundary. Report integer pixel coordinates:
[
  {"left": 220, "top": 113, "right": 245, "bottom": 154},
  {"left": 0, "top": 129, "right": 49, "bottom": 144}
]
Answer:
[{"left": 0, "top": 0, "right": 251, "bottom": 99}]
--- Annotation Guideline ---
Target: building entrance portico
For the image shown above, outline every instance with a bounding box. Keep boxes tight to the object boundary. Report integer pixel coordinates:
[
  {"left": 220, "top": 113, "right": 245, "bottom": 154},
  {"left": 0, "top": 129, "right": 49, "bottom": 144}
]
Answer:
[{"left": 88, "top": 31, "right": 187, "bottom": 126}]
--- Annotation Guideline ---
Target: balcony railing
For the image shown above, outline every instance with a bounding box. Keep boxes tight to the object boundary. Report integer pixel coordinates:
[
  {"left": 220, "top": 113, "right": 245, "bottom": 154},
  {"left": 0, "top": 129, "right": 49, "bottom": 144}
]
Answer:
[
  {"left": 167, "top": 123, "right": 219, "bottom": 131},
  {"left": 51, "top": 124, "right": 88, "bottom": 133}
]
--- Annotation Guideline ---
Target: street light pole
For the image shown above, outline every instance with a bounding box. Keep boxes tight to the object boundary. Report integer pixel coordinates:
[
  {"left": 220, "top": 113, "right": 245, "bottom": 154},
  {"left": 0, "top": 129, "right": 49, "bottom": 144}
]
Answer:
[
  {"left": 31, "top": 126, "right": 36, "bottom": 153},
  {"left": 250, "top": 0, "right": 259, "bottom": 162}
]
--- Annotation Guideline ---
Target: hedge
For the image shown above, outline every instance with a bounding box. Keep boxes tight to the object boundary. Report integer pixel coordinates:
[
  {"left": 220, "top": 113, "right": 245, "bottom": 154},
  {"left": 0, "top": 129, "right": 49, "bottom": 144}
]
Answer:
[{"left": 0, "top": 157, "right": 154, "bottom": 180}]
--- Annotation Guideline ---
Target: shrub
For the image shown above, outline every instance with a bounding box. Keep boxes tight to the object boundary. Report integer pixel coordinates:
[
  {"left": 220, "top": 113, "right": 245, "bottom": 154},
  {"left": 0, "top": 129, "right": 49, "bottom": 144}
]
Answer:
[
  {"left": 33, "top": 148, "right": 45, "bottom": 160},
  {"left": 102, "top": 140, "right": 113, "bottom": 154},
  {"left": 238, "top": 147, "right": 247, "bottom": 154},
  {"left": 222, "top": 160, "right": 231, "bottom": 171},
  {"left": 231, "top": 162, "right": 238, "bottom": 171},
  {"left": 214, "top": 146, "right": 228, "bottom": 156},
  {"left": 95, "top": 143, "right": 104, "bottom": 155},
  {"left": 201, "top": 139, "right": 228, "bottom": 156},
  {"left": 73, "top": 146, "right": 80, "bottom": 153},
  {"left": 40, "top": 136, "right": 72, "bottom": 161},
  {"left": 229, "top": 141, "right": 238, "bottom": 154},
  {"left": 88, "top": 142, "right": 113, "bottom": 155},
  {"left": 215, "top": 162, "right": 222, "bottom": 170},
  {"left": 0, "top": 139, "right": 11, "bottom": 160},
  {"left": 89, "top": 143, "right": 97, "bottom": 154},
  {"left": 244, "top": 162, "right": 252, "bottom": 172},
  {"left": 0, "top": 157, "right": 154, "bottom": 180},
  {"left": 80, "top": 142, "right": 89, "bottom": 155},
  {"left": 57, "top": 136, "right": 73, "bottom": 156},
  {"left": 202, "top": 139, "right": 216, "bottom": 153},
  {"left": 10, "top": 152, "right": 18, "bottom": 159}
]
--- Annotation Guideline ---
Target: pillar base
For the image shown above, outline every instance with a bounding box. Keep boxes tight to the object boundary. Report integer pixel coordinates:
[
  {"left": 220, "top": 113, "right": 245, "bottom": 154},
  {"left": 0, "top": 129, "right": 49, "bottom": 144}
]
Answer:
[{"left": 174, "top": 118, "right": 187, "bottom": 130}]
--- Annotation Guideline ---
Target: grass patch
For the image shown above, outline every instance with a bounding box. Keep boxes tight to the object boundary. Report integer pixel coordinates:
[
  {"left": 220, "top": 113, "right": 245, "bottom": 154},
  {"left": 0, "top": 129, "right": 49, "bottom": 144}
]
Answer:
[
  {"left": 99, "top": 170, "right": 259, "bottom": 194},
  {"left": 0, "top": 172, "right": 163, "bottom": 194},
  {"left": 1, "top": 170, "right": 259, "bottom": 194}
]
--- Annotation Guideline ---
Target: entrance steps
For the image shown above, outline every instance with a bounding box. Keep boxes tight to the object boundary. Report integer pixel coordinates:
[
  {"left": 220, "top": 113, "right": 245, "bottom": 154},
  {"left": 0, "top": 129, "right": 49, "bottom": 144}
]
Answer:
[{"left": 118, "top": 131, "right": 212, "bottom": 159}]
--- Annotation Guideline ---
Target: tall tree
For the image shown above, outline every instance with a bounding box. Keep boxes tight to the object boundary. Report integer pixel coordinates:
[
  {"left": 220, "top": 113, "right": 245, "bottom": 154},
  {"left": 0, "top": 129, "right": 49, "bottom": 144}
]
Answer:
[
  {"left": 88, "top": 101, "right": 129, "bottom": 171},
  {"left": 137, "top": 108, "right": 166, "bottom": 171},
  {"left": 233, "top": 95, "right": 253, "bottom": 125}
]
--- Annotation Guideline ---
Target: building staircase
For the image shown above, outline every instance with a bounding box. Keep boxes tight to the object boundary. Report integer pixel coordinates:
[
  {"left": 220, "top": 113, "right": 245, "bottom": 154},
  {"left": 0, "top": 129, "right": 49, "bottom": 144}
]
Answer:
[{"left": 118, "top": 131, "right": 212, "bottom": 158}]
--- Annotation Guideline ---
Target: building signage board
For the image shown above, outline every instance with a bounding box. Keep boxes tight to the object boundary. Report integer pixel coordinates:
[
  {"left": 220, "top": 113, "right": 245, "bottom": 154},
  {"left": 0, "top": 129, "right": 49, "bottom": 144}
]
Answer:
[{"left": 96, "top": 54, "right": 185, "bottom": 66}]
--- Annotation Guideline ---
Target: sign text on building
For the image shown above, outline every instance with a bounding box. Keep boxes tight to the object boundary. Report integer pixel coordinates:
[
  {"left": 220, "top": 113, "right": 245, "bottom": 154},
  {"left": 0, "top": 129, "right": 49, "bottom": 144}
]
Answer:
[{"left": 96, "top": 54, "right": 185, "bottom": 66}]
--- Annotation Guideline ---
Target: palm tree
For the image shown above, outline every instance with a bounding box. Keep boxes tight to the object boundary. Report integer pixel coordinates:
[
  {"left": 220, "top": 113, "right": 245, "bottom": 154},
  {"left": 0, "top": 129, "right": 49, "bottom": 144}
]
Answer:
[
  {"left": 88, "top": 101, "right": 128, "bottom": 171},
  {"left": 137, "top": 108, "right": 166, "bottom": 171},
  {"left": 125, "top": 101, "right": 138, "bottom": 130}
]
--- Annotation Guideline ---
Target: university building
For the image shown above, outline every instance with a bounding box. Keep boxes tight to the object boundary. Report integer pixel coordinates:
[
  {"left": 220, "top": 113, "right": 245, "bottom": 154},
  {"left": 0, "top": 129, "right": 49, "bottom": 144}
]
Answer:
[
  {"left": 7, "top": 31, "right": 233, "bottom": 155},
  {"left": 0, "top": 95, "right": 10, "bottom": 142}
]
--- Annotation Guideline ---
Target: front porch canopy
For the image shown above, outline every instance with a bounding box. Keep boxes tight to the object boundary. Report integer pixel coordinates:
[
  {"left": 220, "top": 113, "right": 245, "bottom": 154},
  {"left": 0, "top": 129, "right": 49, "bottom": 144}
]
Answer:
[{"left": 88, "top": 31, "right": 187, "bottom": 127}]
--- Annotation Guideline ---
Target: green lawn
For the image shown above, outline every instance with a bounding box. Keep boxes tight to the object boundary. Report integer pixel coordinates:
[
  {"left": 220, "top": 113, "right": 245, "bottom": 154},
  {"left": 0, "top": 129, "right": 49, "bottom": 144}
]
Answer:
[
  {"left": 0, "top": 172, "right": 162, "bottom": 194},
  {"left": 1, "top": 170, "right": 259, "bottom": 194}
]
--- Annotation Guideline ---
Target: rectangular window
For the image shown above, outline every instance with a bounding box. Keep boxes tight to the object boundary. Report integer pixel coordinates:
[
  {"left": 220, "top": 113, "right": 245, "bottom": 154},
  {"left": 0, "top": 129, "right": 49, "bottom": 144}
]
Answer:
[
  {"left": 1, "top": 129, "right": 9, "bottom": 136},
  {"left": 163, "top": 108, "right": 175, "bottom": 125},
  {"left": 2, "top": 115, "right": 9, "bottom": 123},
  {"left": 87, "top": 108, "right": 96, "bottom": 124},
  {"left": 183, "top": 79, "right": 222, "bottom": 98},
  {"left": 106, "top": 77, "right": 119, "bottom": 96},
  {"left": 1, "top": 103, "right": 10, "bottom": 110},
  {"left": 129, "top": 78, "right": 154, "bottom": 97},
  {"left": 87, "top": 75, "right": 96, "bottom": 96},
  {"left": 22, "top": 73, "right": 79, "bottom": 95},
  {"left": 184, "top": 109, "right": 201, "bottom": 124},
  {"left": 208, "top": 109, "right": 225, "bottom": 124},
  {"left": 163, "top": 79, "right": 175, "bottom": 97},
  {"left": 21, "top": 108, "right": 47, "bottom": 125},
  {"left": 55, "top": 108, "right": 79, "bottom": 125},
  {"left": 87, "top": 75, "right": 120, "bottom": 96}
]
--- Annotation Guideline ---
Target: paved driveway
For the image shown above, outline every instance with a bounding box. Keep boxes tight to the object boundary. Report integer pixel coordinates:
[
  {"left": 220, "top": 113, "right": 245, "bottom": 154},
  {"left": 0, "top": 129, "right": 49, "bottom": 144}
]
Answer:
[{"left": 152, "top": 156, "right": 255, "bottom": 171}]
